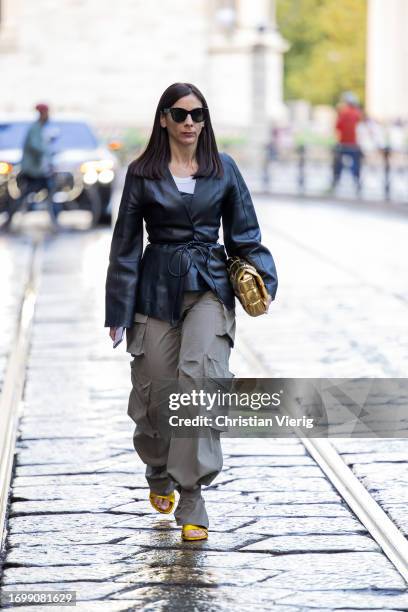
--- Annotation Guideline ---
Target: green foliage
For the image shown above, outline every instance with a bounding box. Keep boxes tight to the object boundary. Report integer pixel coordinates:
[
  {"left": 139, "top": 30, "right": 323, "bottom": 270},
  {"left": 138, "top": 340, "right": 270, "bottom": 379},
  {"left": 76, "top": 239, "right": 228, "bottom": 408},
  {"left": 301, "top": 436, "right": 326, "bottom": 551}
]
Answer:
[
  {"left": 216, "top": 135, "right": 248, "bottom": 149},
  {"left": 277, "top": 0, "right": 367, "bottom": 105},
  {"left": 122, "top": 127, "right": 147, "bottom": 151}
]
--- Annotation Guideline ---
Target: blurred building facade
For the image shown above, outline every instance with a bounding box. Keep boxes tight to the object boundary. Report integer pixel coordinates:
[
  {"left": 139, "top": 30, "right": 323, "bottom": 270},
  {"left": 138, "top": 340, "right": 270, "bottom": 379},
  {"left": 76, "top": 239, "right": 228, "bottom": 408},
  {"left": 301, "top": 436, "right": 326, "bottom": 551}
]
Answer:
[
  {"left": 0, "top": 0, "right": 287, "bottom": 137},
  {"left": 366, "top": 0, "right": 408, "bottom": 121}
]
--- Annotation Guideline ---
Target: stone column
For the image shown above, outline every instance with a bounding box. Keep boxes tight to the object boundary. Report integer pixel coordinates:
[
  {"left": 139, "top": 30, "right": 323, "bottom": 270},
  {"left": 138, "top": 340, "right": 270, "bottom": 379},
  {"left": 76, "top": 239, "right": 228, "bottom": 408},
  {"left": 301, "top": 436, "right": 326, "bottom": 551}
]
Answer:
[
  {"left": 208, "top": 0, "right": 288, "bottom": 168},
  {"left": 0, "top": 0, "right": 20, "bottom": 51},
  {"left": 238, "top": 0, "right": 271, "bottom": 27},
  {"left": 366, "top": 0, "right": 408, "bottom": 120}
]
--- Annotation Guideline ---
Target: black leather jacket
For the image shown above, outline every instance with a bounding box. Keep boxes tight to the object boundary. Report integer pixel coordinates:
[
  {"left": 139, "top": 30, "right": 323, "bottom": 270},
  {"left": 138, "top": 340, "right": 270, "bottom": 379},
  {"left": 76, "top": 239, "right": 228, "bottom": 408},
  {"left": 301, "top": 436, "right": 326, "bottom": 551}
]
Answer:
[{"left": 104, "top": 152, "right": 278, "bottom": 328}]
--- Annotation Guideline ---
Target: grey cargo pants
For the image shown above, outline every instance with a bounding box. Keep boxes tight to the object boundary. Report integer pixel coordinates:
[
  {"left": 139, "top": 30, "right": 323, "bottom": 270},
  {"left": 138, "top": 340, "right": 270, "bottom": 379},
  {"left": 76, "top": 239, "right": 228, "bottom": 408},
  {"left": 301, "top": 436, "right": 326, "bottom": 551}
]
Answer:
[{"left": 125, "top": 290, "right": 236, "bottom": 528}]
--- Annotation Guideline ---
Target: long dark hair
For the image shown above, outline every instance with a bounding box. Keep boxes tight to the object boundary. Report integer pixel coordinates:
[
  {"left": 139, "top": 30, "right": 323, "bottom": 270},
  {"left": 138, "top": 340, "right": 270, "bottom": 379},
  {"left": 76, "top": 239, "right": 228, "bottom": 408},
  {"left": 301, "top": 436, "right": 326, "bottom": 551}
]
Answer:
[{"left": 129, "top": 82, "right": 224, "bottom": 179}]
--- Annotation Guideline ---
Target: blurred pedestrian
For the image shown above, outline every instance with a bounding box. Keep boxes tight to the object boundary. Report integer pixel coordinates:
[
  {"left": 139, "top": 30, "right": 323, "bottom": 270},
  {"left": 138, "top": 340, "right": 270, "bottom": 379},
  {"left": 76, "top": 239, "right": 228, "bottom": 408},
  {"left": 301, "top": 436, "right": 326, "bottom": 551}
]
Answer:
[
  {"left": 104, "top": 82, "right": 278, "bottom": 541},
  {"left": 331, "top": 92, "right": 363, "bottom": 195},
  {"left": 2, "top": 103, "right": 60, "bottom": 231}
]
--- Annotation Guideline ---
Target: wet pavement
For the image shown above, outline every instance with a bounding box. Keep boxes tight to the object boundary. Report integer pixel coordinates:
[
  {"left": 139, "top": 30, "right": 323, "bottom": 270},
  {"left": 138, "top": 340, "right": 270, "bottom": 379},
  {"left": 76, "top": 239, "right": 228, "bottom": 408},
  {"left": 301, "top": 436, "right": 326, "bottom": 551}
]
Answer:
[
  {"left": 0, "top": 234, "right": 33, "bottom": 395},
  {"left": 0, "top": 197, "right": 408, "bottom": 610}
]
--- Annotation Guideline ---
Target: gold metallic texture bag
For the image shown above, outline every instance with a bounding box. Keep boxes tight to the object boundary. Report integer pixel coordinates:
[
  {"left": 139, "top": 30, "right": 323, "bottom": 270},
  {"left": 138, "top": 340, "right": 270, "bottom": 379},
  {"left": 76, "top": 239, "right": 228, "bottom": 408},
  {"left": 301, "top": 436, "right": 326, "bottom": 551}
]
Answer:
[{"left": 226, "top": 256, "right": 269, "bottom": 317}]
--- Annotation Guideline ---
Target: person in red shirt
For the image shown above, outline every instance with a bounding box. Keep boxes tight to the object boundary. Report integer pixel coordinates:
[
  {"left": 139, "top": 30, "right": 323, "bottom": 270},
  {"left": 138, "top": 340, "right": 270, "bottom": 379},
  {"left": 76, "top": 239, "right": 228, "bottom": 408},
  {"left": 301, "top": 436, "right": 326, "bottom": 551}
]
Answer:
[{"left": 331, "top": 92, "right": 363, "bottom": 194}]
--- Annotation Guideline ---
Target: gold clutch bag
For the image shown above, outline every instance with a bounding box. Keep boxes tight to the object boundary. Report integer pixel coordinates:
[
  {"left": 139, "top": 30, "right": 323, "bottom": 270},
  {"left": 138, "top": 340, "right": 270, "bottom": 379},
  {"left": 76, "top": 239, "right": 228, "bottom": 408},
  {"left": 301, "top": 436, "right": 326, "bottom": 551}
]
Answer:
[{"left": 226, "top": 256, "right": 269, "bottom": 316}]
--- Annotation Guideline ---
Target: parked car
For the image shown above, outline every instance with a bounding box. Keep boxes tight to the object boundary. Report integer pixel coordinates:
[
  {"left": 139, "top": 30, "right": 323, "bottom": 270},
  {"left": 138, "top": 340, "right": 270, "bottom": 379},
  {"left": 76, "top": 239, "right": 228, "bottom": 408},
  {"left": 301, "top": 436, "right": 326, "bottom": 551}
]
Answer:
[{"left": 0, "top": 115, "right": 119, "bottom": 224}]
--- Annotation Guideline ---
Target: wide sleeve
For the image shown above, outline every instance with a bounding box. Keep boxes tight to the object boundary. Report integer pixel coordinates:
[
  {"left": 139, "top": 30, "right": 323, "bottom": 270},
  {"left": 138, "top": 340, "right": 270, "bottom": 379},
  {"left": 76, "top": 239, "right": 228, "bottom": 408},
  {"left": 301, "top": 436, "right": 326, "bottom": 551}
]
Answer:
[
  {"left": 221, "top": 154, "right": 278, "bottom": 300},
  {"left": 104, "top": 167, "right": 144, "bottom": 328}
]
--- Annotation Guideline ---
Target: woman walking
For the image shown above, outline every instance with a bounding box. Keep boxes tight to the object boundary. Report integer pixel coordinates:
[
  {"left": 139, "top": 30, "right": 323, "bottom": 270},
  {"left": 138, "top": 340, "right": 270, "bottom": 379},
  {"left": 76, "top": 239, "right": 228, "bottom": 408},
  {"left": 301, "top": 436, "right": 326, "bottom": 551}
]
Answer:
[{"left": 105, "top": 82, "right": 278, "bottom": 541}]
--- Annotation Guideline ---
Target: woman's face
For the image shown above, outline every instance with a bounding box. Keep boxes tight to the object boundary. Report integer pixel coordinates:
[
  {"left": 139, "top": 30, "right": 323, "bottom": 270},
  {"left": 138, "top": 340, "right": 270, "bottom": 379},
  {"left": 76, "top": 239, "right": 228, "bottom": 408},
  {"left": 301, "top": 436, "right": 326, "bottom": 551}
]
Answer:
[{"left": 160, "top": 93, "right": 205, "bottom": 148}]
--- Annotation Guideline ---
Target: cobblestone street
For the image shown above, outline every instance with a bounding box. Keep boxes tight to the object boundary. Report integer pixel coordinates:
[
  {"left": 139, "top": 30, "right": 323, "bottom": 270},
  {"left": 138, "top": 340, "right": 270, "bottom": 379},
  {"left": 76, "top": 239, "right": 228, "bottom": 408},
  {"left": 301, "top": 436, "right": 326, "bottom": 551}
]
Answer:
[
  {"left": 0, "top": 197, "right": 407, "bottom": 610},
  {"left": 0, "top": 236, "right": 34, "bottom": 396}
]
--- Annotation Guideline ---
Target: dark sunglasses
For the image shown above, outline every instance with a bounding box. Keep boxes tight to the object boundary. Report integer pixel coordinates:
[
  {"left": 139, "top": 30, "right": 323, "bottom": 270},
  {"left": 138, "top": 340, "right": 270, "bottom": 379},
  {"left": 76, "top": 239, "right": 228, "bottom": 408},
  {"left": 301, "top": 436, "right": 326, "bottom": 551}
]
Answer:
[{"left": 162, "top": 107, "right": 208, "bottom": 123}]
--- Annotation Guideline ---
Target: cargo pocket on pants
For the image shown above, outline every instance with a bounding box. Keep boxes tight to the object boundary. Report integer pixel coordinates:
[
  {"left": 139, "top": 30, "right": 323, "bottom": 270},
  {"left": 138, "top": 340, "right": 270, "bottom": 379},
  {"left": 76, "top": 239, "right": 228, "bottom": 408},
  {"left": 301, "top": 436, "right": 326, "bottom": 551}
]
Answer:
[
  {"left": 206, "top": 291, "right": 236, "bottom": 350},
  {"left": 203, "top": 313, "right": 236, "bottom": 432},
  {"left": 126, "top": 312, "right": 148, "bottom": 356},
  {"left": 203, "top": 353, "right": 233, "bottom": 433},
  {"left": 127, "top": 313, "right": 153, "bottom": 434},
  {"left": 208, "top": 302, "right": 236, "bottom": 376},
  {"left": 218, "top": 307, "right": 236, "bottom": 350}
]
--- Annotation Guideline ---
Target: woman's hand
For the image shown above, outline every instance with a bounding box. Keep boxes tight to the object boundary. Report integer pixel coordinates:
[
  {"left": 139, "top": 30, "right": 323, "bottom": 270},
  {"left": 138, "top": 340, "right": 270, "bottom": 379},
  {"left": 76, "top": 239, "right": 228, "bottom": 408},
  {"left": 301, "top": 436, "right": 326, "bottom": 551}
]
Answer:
[
  {"left": 109, "top": 327, "right": 117, "bottom": 341},
  {"left": 265, "top": 294, "right": 272, "bottom": 312}
]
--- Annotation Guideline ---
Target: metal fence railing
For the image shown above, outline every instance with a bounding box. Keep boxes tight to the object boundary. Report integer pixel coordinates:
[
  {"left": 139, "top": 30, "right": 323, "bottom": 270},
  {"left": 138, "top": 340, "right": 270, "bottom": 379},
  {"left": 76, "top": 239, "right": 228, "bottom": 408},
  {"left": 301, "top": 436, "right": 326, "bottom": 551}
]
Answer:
[{"left": 252, "top": 145, "right": 408, "bottom": 203}]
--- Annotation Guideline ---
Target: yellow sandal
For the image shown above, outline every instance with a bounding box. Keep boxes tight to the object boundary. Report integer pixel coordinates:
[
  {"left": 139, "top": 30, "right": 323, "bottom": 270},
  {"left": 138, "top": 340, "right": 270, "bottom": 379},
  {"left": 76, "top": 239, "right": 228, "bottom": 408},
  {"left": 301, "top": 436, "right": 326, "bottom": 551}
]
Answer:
[
  {"left": 149, "top": 491, "right": 175, "bottom": 514},
  {"left": 181, "top": 524, "right": 208, "bottom": 541}
]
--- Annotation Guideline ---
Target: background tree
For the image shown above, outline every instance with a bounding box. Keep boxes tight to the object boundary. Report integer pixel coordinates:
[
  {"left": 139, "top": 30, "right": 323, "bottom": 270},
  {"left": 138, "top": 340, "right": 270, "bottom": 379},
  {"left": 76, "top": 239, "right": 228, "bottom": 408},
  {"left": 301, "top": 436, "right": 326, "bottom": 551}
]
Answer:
[{"left": 277, "top": 0, "right": 367, "bottom": 106}]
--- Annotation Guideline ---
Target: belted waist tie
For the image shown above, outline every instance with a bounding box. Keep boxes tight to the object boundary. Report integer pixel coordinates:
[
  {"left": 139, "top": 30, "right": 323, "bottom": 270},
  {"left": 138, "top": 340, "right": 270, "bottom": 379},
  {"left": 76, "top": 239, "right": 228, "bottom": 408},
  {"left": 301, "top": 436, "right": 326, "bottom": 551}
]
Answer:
[{"left": 147, "top": 240, "right": 221, "bottom": 323}]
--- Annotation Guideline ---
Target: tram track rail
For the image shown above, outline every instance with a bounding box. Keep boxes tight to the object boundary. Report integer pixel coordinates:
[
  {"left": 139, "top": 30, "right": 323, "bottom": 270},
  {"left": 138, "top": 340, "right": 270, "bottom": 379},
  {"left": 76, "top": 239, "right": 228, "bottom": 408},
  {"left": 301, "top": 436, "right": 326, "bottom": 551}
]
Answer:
[
  {"left": 0, "top": 237, "right": 43, "bottom": 553},
  {"left": 237, "top": 202, "right": 408, "bottom": 582},
  {"left": 235, "top": 336, "right": 408, "bottom": 583}
]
